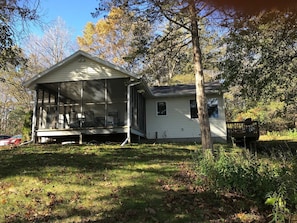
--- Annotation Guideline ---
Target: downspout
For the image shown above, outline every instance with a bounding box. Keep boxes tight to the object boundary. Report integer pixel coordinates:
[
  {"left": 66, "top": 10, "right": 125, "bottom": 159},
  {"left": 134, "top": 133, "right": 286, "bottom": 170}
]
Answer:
[{"left": 121, "top": 81, "right": 141, "bottom": 146}]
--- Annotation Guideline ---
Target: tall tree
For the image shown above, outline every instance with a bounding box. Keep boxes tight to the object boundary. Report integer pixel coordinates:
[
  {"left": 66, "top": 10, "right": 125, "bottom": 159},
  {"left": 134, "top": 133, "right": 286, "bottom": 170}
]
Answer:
[
  {"left": 141, "top": 18, "right": 222, "bottom": 86},
  {"left": 25, "top": 17, "right": 77, "bottom": 70},
  {"left": 0, "top": 0, "right": 40, "bottom": 69},
  {"left": 221, "top": 10, "right": 297, "bottom": 129},
  {"left": 78, "top": 7, "right": 145, "bottom": 69},
  {"left": 0, "top": 49, "right": 31, "bottom": 135},
  {"left": 94, "top": 0, "right": 222, "bottom": 150},
  {"left": 0, "top": 17, "right": 77, "bottom": 136},
  {"left": 139, "top": 21, "right": 192, "bottom": 85}
]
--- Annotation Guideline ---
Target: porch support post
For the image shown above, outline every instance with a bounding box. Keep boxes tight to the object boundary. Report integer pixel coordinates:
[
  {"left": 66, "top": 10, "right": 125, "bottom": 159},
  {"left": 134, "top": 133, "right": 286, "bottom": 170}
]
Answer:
[
  {"left": 127, "top": 84, "right": 132, "bottom": 144},
  {"left": 31, "top": 87, "right": 39, "bottom": 143},
  {"left": 121, "top": 81, "right": 140, "bottom": 146},
  {"left": 57, "top": 83, "right": 61, "bottom": 129},
  {"left": 80, "top": 81, "right": 83, "bottom": 127},
  {"left": 79, "top": 133, "right": 83, "bottom": 145}
]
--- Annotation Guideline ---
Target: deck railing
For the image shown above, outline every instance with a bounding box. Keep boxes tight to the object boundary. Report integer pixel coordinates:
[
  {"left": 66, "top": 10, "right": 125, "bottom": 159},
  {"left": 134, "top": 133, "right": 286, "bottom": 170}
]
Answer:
[{"left": 226, "top": 120, "right": 260, "bottom": 143}]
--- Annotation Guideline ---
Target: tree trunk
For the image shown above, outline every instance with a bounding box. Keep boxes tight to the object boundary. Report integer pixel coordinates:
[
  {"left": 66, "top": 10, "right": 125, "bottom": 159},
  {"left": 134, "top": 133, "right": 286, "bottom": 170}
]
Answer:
[{"left": 189, "top": 1, "right": 213, "bottom": 150}]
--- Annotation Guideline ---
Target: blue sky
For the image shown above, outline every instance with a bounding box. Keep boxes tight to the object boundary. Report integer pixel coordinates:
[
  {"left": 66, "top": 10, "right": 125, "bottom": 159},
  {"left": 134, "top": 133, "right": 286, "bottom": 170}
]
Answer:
[{"left": 34, "top": 0, "right": 101, "bottom": 37}]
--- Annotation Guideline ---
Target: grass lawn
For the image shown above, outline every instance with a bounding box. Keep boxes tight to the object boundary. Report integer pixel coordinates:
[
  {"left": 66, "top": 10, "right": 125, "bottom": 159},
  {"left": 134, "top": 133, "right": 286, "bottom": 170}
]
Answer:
[
  {"left": 0, "top": 143, "right": 199, "bottom": 223},
  {"left": 0, "top": 143, "right": 269, "bottom": 223}
]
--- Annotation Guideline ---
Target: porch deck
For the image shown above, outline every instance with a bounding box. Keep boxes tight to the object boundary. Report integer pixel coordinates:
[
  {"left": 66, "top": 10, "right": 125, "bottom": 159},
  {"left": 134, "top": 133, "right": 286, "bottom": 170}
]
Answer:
[{"left": 226, "top": 120, "right": 260, "bottom": 143}]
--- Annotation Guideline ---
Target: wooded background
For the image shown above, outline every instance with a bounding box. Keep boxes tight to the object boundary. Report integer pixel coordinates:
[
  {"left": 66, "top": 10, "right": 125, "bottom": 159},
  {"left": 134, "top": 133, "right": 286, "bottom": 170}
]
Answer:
[{"left": 1, "top": 0, "right": 297, "bottom": 142}]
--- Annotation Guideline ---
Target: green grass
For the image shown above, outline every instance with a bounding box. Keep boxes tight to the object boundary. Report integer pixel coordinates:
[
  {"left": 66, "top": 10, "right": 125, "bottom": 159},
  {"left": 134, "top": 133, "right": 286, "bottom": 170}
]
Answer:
[
  {"left": 260, "top": 129, "right": 297, "bottom": 141},
  {"left": 0, "top": 143, "right": 204, "bottom": 223},
  {"left": 2, "top": 142, "right": 291, "bottom": 222}
]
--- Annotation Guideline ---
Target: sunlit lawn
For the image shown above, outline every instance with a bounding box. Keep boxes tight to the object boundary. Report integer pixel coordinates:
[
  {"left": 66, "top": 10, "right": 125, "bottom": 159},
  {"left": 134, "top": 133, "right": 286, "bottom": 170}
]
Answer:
[
  {"left": 259, "top": 129, "right": 297, "bottom": 141},
  {"left": 0, "top": 143, "right": 202, "bottom": 223},
  {"left": 2, "top": 141, "right": 290, "bottom": 223}
]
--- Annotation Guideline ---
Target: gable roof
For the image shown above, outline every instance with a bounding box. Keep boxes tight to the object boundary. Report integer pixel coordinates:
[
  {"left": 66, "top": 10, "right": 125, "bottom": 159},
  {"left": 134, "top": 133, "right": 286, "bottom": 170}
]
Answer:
[
  {"left": 24, "top": 50, "right": 139, "bottom": 89},
  {"left": 150, "top": 81, "right": 223, "bottom": 97}
]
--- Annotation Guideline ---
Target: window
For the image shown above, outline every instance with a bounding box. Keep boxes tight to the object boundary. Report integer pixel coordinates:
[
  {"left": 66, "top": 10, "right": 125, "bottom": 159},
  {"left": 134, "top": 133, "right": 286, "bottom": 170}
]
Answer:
[
  {"left": 190, "top": 100, "right": 198, "bottom": 118},
  {"left": 157, "top": 102, "right": 167, "bottom": 116},
  {"left": 190, "top": 98, "right": 219, "bottom": 119},
  {"left": 208, "top": 98, "right": 219, "bottom": 118}
]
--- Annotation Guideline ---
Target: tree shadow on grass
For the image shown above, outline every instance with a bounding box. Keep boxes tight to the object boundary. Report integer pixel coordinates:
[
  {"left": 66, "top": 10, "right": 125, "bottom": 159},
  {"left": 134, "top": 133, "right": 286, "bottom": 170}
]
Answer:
[
  {"left": 0, "top": 145, "right": 192, "bottom": 179},
  {"left": 0, "top": 144, "right": 269, "bottom": 222},
  {"left": 76, "top": 169, "right": 267, "bottom": 223}
]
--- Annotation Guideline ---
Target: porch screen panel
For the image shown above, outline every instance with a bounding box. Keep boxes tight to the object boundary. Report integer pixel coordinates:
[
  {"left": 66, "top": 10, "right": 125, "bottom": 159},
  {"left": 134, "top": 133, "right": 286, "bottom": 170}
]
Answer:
[
  {"left": 131, "top": 87, "right": 138, "bottom": 128},
  {"left": 107, "top": 78, "right": 127, "bottom": 102},
  {"left": 138, "top": 93, "right": 146, "bottom": 132},
  {"left": 81, "top": 80, "right": 106, "bottom": 127},
  {"left": 83, "top": 80, "right": 105, "bottom": 103},
  {"left": 107, "top": 104, "right": 126, "bottom": 127},
  {"left": 60, "top": 81, "right": 83, "bottom": 128},
  {"left": 60, "top": 81, "right": 81, "bottom": 102},
  {"left": 131, "top": 88, "right": 146, "bottom": 131},
  {"left": 106, "top": 78, "right": 127, "bottom": 127},
  {"left": 38, "top": 89, "right": 48, "bottom": 129}
]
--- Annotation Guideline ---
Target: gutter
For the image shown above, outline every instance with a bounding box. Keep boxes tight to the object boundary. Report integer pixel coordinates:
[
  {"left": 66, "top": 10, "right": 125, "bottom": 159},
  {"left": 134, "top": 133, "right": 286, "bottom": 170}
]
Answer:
[{"left": 121, "top": 81, "right": 141, "bottom": 146}]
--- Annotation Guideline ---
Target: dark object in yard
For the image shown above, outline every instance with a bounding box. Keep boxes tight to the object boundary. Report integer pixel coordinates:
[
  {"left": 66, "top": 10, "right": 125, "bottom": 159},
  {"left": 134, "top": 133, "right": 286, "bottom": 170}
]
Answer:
[{"left": 226, "top": 119, "right": 259, "bottom": 149}]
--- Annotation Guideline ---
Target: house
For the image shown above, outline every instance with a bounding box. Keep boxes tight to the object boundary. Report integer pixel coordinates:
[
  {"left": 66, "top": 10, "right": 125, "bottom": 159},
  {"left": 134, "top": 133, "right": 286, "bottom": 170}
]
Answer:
[{"left": 24, "top": 50, "right": 227, "bottom": 144}]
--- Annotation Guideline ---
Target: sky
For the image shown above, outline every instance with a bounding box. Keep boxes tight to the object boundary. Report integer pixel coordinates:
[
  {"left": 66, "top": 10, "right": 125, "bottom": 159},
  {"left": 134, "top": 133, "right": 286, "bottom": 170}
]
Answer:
[{"left": 32, "top": 0, "right": 101, "bottom": 38}]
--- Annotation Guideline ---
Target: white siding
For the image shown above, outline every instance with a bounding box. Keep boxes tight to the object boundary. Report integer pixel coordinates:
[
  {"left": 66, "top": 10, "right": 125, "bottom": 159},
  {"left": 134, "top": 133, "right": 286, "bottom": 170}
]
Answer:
[
  {"left": 146, "top": 95, "right": 227, "bottom": 142},
  {"left": 35, "top": 57, "right": 128, "bottom": 84}
]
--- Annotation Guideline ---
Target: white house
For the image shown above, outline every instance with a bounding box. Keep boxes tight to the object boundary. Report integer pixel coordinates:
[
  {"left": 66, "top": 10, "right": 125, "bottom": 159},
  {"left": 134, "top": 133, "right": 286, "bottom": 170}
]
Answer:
[
  {"left": 24, "top": 50, "right": 227, "bottom": 144},
  {"left": 146, "top": 84, "right": 226, "bottom": 142}
]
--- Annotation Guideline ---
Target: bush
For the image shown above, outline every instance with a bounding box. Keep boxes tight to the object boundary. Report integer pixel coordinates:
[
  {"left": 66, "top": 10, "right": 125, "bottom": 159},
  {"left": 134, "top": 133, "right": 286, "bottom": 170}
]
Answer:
[
  {"left": 193, "top": 147, "right": 297, "bottom": 212},
  {"left": 232, "top": 101, "right": 293, "bottom": 132}
]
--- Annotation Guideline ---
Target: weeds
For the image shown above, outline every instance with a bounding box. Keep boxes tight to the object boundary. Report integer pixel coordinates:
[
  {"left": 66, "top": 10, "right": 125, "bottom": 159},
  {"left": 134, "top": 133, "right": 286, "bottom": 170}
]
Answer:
[
  {"left": 265, "top": 190, "right": 290, "bottom": 223},
  {"left": 193, "top": 146, "right": 297, "bottom": 221}
]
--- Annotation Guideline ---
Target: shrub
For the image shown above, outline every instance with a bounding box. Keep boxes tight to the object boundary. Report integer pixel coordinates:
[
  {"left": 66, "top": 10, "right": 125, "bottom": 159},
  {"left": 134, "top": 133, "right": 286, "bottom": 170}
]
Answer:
[{"left": 193, "top": 147, "right": 297, "bottom": 212}]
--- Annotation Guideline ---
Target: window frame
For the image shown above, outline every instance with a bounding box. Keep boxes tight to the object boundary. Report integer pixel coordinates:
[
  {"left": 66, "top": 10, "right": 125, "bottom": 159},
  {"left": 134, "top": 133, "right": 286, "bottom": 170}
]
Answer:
[
  {"left": 207, "top": 98, "right": 219, "bottom": 118},
  {"left": 190, "top": 99, "right": 198, "bottom": 119},
  {"left": 156, "top": 101, "right": 167, "bottom": 116},
  {"left": 190, "top": 98, "right": 219, "bottom": 119}
]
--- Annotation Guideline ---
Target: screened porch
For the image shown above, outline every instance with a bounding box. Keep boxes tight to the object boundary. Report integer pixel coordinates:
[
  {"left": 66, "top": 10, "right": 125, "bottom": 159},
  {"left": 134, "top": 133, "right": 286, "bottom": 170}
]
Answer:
[{"left": 36, "top": 78, "right": 128, "bottom": 131}]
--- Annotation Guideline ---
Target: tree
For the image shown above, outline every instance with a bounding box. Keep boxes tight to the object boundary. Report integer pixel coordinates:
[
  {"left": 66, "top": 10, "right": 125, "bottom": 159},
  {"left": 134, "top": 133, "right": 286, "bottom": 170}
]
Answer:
[
  {"left": 78, "top": 7, "right": 143, "bottom": 69},
  {"left": 0, "top": 49, "right": 31, "bottom": 135},
  {"left": 0, "top": 17, "right": 76, "bottom": 136},
  {"left": 94, "top": 0, "right": 222, "bottom": 150},
  {"left": 0, "top": 0, "right": 40, "bottom": 69},
  {"left": 221, "top": 10, "right": 297, "bottom": 130},
  {"left": 139, "top": 21, "right": 192, "bottom": 85},
  {"left": 25, "top": 17, "right": 77, "bottom": 70},
  {"left": 138, "top": 17, "right": 221, "bottom": 86}
]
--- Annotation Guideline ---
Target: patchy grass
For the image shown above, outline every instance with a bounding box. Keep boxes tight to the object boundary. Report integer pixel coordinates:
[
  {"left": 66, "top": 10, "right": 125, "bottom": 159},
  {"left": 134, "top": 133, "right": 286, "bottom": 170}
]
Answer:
[
  {"left": 0, "top": 143, "right": 269, "bottom": 222},
  {"left": 260, "top": 129, "right": 297, "bottom": 141}
]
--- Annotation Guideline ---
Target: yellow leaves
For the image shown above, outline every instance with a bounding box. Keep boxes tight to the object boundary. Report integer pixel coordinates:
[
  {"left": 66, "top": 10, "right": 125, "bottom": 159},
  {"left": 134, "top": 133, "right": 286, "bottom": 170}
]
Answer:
[
  {"left": 236, "top": 212, "right": 262, "bottom": 222},
  {"left": 77, "top": 22, "right": 96, "bottom": 47},
  {"left": 77, "top": 7, "right": 134, "bottom": 67},
  {"left": 109, "top": 7, "right": 125, "bottom": 19}
]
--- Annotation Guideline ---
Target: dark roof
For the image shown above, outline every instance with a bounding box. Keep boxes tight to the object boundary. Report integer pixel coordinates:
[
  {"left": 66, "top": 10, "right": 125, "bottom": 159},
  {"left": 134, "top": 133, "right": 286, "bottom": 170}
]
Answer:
[{"left": 150, "top": 81, "right": 222, "bottom": 97}]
